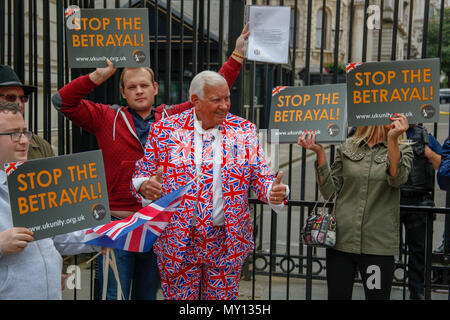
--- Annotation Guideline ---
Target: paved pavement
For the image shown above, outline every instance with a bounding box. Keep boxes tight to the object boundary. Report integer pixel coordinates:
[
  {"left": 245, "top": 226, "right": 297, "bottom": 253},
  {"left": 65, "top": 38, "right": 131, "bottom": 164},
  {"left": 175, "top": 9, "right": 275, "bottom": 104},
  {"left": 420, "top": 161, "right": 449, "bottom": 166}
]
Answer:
[
  {"left": 237, "top": 275, "right": 449, "bottom": 300},
  {"left": 62, "top": 264, "right": 449, "bottom": 300}
]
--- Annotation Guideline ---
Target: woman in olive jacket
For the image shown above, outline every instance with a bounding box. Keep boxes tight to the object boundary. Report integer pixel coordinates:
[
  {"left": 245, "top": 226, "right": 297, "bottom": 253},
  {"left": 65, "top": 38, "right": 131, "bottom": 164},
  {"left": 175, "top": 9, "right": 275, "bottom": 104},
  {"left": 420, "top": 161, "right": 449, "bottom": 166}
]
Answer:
[{"left": 298, "top": 113, "right": 413, "bottom": 300}]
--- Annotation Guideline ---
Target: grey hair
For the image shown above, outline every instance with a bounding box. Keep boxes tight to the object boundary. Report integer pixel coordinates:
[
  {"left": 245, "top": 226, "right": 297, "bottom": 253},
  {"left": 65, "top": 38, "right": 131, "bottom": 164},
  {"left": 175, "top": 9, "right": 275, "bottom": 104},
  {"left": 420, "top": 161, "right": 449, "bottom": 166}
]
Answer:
[
  {"left": 0, "top": 101, "right": 21, "bottom": 114},
  {"left": 189, "top": 70, "right": 227, "bottom": 102}
]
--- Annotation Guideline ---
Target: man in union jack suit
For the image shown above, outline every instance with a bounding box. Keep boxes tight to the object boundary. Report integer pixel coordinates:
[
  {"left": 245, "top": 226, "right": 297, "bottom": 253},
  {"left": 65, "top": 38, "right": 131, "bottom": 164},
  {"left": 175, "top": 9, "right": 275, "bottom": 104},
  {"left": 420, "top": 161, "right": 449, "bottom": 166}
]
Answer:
[{"left": 132, "top": 70, "right": 289, "bottom": 300}]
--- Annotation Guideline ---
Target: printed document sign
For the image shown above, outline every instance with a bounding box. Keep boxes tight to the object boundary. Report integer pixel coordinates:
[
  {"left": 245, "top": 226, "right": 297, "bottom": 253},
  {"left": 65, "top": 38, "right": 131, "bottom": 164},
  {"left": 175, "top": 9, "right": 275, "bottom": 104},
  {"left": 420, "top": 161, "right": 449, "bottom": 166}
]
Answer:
[
  {"left": 6, "top": 150, "right": 111, "bottom": 240},
  {"left": 65, "top": 6, "right": 150, "bottom": 68},
  {"left": 346, "top": 58, "right": 440, "bottom": 126},
  {"left": 246, "top": 6, "right": 291, "bottom": 64},
  {"left": 268, "top": 84, "right": 347, "bottom": 144}
]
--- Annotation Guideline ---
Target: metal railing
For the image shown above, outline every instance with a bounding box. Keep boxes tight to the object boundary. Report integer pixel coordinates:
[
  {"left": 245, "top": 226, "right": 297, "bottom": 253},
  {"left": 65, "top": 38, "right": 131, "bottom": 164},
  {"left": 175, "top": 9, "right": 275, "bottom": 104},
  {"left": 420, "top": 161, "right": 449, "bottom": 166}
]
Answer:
[
  {"left": 247, "top": 199, "right": 450, "bottom": 300},
  {"left": 63, "top": 200, "right": 450, "bottom": 300}
]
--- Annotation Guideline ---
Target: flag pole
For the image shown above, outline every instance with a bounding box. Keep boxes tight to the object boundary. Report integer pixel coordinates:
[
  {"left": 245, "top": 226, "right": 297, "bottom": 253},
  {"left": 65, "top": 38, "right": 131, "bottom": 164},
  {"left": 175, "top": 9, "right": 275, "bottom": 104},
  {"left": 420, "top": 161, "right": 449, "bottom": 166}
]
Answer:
[
  {"left": 102, "top": 248, "right": 110, "bottom": 300},
  {"left": 109, "top": 249, "right": 125, "bottom": 300},
  {"left": 191, "top": 172, "right": 202, "bottom": 183}
]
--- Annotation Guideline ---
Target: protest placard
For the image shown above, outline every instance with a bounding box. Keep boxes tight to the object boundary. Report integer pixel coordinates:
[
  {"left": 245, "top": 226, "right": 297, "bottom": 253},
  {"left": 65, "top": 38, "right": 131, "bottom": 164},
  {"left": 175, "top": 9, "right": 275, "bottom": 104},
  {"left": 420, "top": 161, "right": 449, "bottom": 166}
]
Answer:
[
  {"left": 65, "top": 6, "right": 150, "bottom": 68},
  {"left": 268, "top": 84, "right": 347, "bottom": 144},
  {"left": 6, "top": 150, "right": 111, "bottom": 240},
  {"left": 346, "top": 58, "right": 440, "bottom": 126}
]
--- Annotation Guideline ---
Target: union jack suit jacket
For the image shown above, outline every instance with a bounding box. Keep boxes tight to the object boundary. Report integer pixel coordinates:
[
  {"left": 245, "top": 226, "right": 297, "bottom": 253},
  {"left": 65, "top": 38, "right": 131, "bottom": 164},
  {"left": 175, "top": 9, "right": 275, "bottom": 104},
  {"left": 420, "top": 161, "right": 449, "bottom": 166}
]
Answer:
[{"left": 132, "top": 108, "right": 276, "bottom": 276}]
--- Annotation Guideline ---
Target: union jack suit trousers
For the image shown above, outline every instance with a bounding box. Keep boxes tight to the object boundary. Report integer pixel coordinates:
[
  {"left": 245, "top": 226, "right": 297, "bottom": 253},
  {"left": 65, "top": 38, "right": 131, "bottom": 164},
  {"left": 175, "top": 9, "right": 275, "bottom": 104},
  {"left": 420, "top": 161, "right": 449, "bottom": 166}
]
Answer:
[
  {"left": 158, "top": 226, "right": 242, "bottom": 300},
  {"left": 132, "top": 109, "right": 276, "bottom": 299}
]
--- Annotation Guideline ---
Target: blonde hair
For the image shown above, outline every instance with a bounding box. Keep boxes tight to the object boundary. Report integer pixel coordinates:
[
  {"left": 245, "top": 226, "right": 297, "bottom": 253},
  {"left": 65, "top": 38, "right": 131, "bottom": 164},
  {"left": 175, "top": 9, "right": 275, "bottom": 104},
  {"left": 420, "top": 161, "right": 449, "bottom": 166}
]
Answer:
[
  {"left": 120, "top": 67, "right": 156, "bottom": 89},
  {"left": 352, "top": 125, "right": 407, "bottom": 146}
]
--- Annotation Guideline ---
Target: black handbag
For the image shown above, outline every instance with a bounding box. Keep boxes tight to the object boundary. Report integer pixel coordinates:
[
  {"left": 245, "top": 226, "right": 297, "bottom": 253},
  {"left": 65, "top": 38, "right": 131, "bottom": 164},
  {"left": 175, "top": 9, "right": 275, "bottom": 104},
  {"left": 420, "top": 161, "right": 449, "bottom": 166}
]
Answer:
[{"left": 301, "top": 194, "right": 337, "bottom": 248}]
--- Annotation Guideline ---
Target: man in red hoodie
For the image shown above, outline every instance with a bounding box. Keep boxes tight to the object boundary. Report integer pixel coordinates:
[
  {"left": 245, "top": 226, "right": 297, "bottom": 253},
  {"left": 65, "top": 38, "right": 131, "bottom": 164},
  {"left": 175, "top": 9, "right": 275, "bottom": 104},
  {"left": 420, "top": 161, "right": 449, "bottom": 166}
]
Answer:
[{"left": 52, "top": 25, "right": 249, "bottom": 300}]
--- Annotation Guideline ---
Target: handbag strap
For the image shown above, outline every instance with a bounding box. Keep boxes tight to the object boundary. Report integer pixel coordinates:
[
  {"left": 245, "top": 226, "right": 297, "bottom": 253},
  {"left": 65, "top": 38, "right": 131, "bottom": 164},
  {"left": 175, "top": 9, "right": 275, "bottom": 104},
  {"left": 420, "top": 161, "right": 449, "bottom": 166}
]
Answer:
[
  {"left": 330, "top": 194, "right": 337, "bottom": 217},
  {"left": 310, "top": 194, "right": 322, "bottom": 214}
]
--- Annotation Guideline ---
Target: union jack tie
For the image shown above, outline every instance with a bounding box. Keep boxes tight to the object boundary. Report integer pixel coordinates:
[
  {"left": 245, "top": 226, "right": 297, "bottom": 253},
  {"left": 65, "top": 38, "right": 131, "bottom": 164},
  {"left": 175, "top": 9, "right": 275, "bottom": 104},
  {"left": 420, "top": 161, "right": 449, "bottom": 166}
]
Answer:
[{"left": 196, "top": 132, "right": 215, "bottom": 236}]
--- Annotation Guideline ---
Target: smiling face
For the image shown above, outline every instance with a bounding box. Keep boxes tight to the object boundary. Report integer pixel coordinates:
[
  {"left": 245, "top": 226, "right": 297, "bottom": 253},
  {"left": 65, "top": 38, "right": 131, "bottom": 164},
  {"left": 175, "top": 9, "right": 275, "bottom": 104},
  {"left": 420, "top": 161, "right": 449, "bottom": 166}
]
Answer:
[
  {"left": 120, "top": 68, "right": 158, "bottom": 118},
  {"left": 0, "top": 111, "right": 29, "bottom": 165},
  {"left": 192, "top": 82, "right": 231, "bottom": 130}
]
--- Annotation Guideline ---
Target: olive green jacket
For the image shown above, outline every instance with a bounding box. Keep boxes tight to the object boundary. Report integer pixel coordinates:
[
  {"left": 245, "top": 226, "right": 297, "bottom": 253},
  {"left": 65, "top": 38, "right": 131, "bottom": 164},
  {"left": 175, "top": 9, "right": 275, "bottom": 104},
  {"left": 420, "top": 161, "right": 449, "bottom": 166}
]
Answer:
[
  {"left": 316, "top": 138, "right": 413, "bottom": 256},
  {"left": 27, "top": 133, "right": 55, "bottom": 160}
]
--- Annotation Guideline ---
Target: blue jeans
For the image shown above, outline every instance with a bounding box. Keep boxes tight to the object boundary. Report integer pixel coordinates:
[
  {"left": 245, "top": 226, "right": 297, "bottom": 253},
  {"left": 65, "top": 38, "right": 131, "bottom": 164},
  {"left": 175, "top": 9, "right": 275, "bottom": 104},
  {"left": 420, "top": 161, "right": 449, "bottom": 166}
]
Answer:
[{"left": 97, "top": 248, "right": 160, "bottom": 300}]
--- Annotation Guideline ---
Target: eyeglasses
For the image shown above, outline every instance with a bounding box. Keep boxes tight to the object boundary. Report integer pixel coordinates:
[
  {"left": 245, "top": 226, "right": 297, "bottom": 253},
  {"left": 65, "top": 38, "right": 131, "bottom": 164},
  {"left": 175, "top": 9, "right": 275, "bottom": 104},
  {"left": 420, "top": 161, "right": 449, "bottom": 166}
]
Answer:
[
  {"left": 0, "top": 131, "right": 32, "bottom": 142},
  {"left": 0, "top": 94, "right": 30, "bottom": 103}
]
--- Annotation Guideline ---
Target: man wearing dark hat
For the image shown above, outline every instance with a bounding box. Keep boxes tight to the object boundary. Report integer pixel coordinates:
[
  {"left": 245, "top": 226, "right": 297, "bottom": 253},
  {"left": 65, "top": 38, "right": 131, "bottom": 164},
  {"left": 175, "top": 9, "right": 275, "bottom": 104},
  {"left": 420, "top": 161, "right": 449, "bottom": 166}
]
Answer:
[{"left": 0, "top": 65, "right": 54, "bottom": 160}]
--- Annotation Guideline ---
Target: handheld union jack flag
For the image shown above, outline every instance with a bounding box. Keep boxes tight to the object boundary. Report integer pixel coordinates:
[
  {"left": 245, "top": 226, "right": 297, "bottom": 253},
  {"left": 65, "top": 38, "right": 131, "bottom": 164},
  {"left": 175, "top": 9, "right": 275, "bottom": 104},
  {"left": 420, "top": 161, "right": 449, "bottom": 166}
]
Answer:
[{"left": 85, "top": 180, "right": 194, "bottom": 252}]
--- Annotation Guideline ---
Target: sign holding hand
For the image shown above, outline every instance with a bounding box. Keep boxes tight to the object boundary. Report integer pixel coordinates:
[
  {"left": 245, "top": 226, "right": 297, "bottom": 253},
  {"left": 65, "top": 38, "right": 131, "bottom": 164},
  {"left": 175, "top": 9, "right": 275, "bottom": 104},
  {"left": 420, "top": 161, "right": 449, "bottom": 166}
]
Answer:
[
  {"left": 89, "top": 58, "right": 117, "bottom": 85},
  {"left": 0, "top": 227, "right": 34, "bottom": 255},
  {"left": 269, "top": 171, "right": 288, "bottom": 205}
]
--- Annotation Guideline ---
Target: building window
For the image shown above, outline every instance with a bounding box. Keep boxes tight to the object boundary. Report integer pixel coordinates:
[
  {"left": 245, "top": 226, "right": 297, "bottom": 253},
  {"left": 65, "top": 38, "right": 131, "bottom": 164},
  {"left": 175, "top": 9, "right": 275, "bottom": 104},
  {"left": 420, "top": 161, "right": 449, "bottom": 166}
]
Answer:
[{"left": 316, "top": 8, "right": 328, "bottom": 49}]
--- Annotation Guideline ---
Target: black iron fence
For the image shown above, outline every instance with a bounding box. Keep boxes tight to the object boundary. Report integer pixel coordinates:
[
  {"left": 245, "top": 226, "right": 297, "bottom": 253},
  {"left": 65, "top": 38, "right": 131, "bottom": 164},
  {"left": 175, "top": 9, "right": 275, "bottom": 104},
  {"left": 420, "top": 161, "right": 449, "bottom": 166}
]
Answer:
[
  {"left": 64, "top": 200, "right": 450, "bottom": 300},
  {"left": 1, "top": 0, "right": 449, "bottom": 299},
  {"left": 248, "top": 200, "right": 450, "bottom": 300}
]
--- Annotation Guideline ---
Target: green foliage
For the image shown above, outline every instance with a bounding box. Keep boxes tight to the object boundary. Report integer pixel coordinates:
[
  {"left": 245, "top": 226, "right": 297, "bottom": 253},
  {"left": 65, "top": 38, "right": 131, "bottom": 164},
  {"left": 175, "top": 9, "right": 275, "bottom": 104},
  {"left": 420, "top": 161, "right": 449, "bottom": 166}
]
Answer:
[{"left": 323, "top": 62, "right": 346, "bottom": 74}]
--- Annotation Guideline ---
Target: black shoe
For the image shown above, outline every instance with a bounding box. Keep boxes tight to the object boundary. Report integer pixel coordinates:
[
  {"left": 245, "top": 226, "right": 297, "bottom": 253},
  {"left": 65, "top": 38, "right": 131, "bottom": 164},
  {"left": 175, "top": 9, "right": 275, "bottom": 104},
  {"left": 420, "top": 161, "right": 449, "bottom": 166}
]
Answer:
[{"left": 410, "top": 292, "right": 425, "bottom": 300}]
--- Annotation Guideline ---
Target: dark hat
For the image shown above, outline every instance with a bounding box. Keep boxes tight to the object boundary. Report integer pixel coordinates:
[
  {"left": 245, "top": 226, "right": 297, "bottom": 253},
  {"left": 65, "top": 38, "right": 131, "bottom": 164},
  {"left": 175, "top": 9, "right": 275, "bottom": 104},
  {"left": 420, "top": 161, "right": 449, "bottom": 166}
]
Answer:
[{"left": 0, "top": 65, "right": 37, "bottom": 94}]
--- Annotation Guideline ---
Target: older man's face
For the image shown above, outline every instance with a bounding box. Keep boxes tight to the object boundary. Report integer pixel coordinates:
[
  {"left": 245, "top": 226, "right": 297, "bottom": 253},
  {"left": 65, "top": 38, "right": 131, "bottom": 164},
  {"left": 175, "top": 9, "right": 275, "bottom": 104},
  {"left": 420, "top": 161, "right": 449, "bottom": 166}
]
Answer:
[
  {"left": 0, "top": 111, "right": 29, "bottom": 165},
  {"left": 0, "top": 86, "right": 26, "bottom": 114},
  {"left": 193, "top": 83, "right": 230, "bottom": 130}
]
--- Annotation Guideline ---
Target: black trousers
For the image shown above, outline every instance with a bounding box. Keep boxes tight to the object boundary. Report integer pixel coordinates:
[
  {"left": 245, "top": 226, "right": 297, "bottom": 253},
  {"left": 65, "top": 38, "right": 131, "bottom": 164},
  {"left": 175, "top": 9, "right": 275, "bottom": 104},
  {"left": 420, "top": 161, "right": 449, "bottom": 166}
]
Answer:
[
  {"left": 401, "top": 214, "right": 426, "bottom": 295},
  {"left": 326, "top": 249, "right": 395, "bottom": 300},
  {"left": 400, "top": 193, "right": 433, "bottom": 295}
]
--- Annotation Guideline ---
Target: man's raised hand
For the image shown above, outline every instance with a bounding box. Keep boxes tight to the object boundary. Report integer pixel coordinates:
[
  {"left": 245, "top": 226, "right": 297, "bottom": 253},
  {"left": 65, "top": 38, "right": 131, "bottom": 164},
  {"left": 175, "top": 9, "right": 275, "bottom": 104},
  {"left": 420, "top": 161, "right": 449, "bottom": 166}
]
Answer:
[{"left": 89, "top": 59, "right": 117, "bottom": 85}]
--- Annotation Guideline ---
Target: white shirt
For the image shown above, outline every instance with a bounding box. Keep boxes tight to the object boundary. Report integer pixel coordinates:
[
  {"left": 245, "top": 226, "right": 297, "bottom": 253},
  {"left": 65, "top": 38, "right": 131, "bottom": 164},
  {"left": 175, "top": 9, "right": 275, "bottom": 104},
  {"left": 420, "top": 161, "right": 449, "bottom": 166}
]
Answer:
[{"left": 193, "top": 111, "right": 225, "bottom": 226}]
